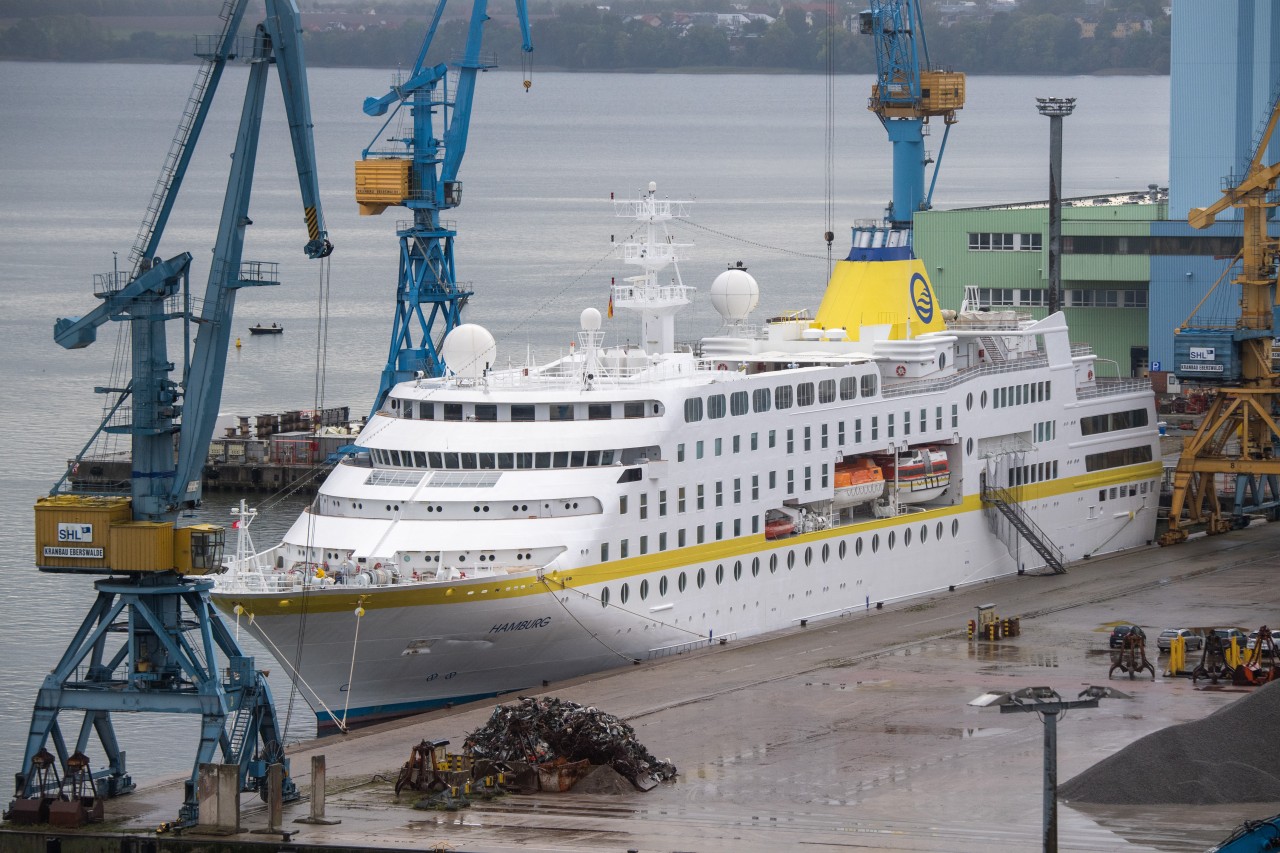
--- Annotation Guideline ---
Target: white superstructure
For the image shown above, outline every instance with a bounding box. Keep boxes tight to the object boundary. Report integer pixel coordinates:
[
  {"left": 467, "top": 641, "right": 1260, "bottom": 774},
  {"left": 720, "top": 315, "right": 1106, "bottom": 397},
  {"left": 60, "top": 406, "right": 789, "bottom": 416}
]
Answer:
[{"left": 212, "top": 186, "right": 1161, "bottom": 731}]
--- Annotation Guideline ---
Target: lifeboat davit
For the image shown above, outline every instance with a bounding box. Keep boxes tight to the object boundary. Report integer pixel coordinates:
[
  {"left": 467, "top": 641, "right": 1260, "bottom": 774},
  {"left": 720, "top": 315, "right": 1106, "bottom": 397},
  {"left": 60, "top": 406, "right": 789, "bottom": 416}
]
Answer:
[
  {"left": 832, "top": 457, "right": 886, "bottom": 509},
  {"left": 875, "top": 447, "right": 950, "bottom": 503}
]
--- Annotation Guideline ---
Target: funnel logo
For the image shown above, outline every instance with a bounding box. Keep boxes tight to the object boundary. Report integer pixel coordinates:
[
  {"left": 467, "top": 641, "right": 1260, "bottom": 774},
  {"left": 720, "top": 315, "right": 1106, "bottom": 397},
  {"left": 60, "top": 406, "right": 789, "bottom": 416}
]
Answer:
[{"left": 910, "top": 273, "right": 935, "bottom": 324}]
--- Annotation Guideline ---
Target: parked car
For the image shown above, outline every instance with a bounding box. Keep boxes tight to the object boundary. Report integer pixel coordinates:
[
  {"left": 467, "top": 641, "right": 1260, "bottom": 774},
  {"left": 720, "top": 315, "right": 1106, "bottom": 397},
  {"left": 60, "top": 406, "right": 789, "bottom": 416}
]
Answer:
[
  {"left": 1157, "top": 628, "right": 1203, "bottom": 652},
  {"left": 1212, "top": 627, "right": 1249, "bottom": 649},
  {"left": 1246, "top": 628, "right": 1276, "bottom": 651},
  {"left": 1110, "top": 625, "right": 1145, "bottom": 648}
]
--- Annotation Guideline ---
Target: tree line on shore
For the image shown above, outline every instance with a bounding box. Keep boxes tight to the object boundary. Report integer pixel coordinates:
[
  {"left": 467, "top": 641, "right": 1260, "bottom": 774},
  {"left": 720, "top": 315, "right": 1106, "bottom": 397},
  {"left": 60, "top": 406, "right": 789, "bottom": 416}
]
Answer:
[{"left": 0, "top": 0, "right": 1170, "bottom": 75}]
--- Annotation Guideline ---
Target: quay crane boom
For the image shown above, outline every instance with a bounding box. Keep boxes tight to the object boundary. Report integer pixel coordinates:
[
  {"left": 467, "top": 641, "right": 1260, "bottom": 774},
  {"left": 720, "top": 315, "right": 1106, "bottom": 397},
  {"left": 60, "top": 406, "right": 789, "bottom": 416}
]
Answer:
[
  {"left": 1163, "top": 87, "right": 1280, "bottom": 544},
  {"left": 11, "top": 0, "right": 331, "bottom": 828},
  {"left": 859, "top": 0, "right": 964, "bottom": 231},
  {"left": 355, "top": 0, "right": 532, "bottom": 415}
]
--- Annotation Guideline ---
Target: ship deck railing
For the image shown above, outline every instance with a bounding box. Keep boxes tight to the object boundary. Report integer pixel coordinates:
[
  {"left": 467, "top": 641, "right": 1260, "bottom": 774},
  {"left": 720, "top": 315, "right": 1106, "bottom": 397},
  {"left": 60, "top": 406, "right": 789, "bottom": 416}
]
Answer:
[
  {"left": 649, "top": 632, "right": 737, "bottom": 659},
  {"left": 883, "top": 347, "right": 1149, "bottom": 400}
]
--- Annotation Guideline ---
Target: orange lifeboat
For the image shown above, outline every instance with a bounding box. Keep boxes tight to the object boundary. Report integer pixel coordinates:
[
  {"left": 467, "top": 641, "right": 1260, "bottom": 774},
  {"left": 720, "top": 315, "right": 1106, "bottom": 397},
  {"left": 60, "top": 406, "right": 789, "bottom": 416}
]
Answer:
[{"left": 832, "top": 457, "right": 886, "bottom": 508}]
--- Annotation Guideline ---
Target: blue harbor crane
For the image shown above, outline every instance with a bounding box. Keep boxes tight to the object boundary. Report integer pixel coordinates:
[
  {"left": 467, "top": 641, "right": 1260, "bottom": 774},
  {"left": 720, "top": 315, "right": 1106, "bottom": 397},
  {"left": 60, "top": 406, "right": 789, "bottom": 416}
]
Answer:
[
  {"left": 355, "top": 0, "right": 532, "bottom": 415},
  {"left": 859, "top": 0, "right": 964, "bottom": 232},
  {"left": 9, "top": 0, "right": 331, "bottom": 828}
]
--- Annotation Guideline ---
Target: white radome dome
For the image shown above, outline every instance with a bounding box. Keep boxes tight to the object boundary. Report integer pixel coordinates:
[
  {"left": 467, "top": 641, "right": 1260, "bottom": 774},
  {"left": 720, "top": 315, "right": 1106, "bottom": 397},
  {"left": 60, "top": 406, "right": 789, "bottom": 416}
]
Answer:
[
  {"left": 441, "top": 324, "right": 497, "bottom": 379},
  {"left": 710, "top": 264, "right": 759, "bottom": 321},
  {"left": 580, "top": 306, "right": 602, "bottom": 331}
]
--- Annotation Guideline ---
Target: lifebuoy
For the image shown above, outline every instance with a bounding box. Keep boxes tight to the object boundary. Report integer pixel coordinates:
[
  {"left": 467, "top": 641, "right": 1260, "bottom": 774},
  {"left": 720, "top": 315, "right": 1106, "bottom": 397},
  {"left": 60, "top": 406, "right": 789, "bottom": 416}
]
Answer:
[
  {"left": 896, "top": 365, "right": 907, "bottom": 377},
  {"left": 717, "top": 363, "right": 728, "bottom": 371},
  {"left": 374, "top": 562, "right": 382, "bottom": 570},
  {"left": 1087, "top": 370, "right": 1093, "bottom": 380}
]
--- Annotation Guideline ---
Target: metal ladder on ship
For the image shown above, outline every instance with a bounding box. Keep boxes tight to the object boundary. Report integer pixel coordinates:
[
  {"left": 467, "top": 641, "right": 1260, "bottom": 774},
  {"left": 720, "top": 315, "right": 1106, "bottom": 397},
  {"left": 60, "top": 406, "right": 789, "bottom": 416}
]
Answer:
[{"left": 980, "top": 474, "right": 1067, "bottom": 574}]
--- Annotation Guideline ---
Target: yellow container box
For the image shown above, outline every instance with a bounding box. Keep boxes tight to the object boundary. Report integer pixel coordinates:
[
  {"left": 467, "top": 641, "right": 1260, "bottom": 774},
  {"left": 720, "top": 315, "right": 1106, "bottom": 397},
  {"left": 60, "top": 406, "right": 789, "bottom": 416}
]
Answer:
[
  {"left": 34, "top": 495, "right": 131, "bottom": 573},
  {"left": 355, "top": 159, "right": 411, "bottom": 215},
  {"left": 109, "top": 521, "right": 175, "bottom": 573}
]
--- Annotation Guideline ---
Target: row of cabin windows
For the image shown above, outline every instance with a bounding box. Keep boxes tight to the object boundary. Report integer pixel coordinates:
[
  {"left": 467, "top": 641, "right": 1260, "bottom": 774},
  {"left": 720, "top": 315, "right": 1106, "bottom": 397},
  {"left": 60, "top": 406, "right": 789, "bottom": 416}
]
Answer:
[
  {"left": 600, "top": 516, "right": 759, "bottom": 561},
  {"left": 683, "top": 375, "right": 879, "bottom": 423},
  {"left": 991, "top": 381, "right": 1051, "bottom": 410},
  {"left": 1100, "top": 481, "right": 1155, "bottom": 501},
  {"left": 596, "top": 519, "right": 966, "bottom": 584},
  {"left": 389, "top": 399, "right": 658, "bottom": 422},
  {"left": 1080, "top": 407, "right": 1149, "bottom": 436},
  {"left": 617, "top": 467, "right": 818, "bottom": 520},
  {"left": 1084, "top": 444, "right": 1154, "bottom": 473},
  {"left": 1007, "top": 460, "right": 1059, "bottom": 488},
  {"left": 1034, "top": 420, "right": 1057, "bottom": 443},
  {"left": 369, "top": 445, "right": 659, "bottom": 470},
  {"left": 676, "top": 405, "right": 960, "bottom": 460},
  {"left": 969, "top": 288, "right": 1147, "bottom": 309}
]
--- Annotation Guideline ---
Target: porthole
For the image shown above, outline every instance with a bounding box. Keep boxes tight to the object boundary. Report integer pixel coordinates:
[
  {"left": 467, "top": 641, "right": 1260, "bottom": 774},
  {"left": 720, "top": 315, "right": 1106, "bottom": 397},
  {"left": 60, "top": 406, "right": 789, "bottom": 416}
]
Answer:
[
  {"left": 601, "top": 587, "right": 610, "bottom": 608},
  {"left": 822, "top": 543, "right": 830, "bottom": 563},
  {"left": 697, "top": 568, "right": 706, "bottom": 588},
  {"left": 639, "top": 580, "right": 649, "bottom": 600},
  {"left": 733, "top": 560, "right": 742, "bottom": 581},
  {"left": 787, "top": 550, "right": 796, "bottom": 570},
  {"left": 904, "top": 527, "right": 912, "bottom": 547},
  {"left": 952, "top": 519, "right": 960, "bottom": 537},
  {"left": 512, "top": 505, "right": 519, "bottom": 511},
  {"left": 966, "top": 392, "right": 973, "bottom": 412},
  {"left": 855, "top": 537, "right": 863, "bottom": 557},
  {"left": 620, "top": 583, "right": 629, "bottom": 604},
  {"left": 482, "top": 505, "right": 489, "bottom": 513},
  {"left": 751, "top": 557, "right": 760, "bottom": 577},
  {"left": 386, "top": 505, "right": 391, "bottom": 511},
  {"left": 770, "top": 553, "right": 778, "bottom": 573},
  {"left": 678, "top": 572, "right": 687, "bottom": 593},
  {"left": 966, "top": 437, "right": 974, "bottom": 456},
  {"left": 920, "top": 524, "right": 928, "bottom": 544},
  {"left": 715, "top": 564, "right": 724, "bottom": 585},
  {"left": 936, "top": 521, "right": 944, "bottom": 540},
  {"left": 473, "top": 505, "right": 480, "bottom": 513},
  {"left": 659, "top": 576, "right": 668, "bottom": 596},
  {"left": 871, "top": 534, "right": 879, "bottom": 554},
  {"left": 981, "top": 390, "right": 988, "bottom": 409},
  {"left": 888, "top": 530, "right": 896, "bottom": 549},
  {"left": 838, "top": 540, "right": 846, "bottom": 560},
  {"left": 804, "top": 547, "right": 813, "bottom": 566}
]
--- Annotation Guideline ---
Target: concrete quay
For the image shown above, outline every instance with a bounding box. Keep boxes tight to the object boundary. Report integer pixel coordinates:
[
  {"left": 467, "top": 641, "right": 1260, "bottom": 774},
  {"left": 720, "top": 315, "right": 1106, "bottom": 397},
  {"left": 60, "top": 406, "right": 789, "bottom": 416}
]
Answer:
[{"left": 8, "top": 523, "right": 1280, "bottom": 852}]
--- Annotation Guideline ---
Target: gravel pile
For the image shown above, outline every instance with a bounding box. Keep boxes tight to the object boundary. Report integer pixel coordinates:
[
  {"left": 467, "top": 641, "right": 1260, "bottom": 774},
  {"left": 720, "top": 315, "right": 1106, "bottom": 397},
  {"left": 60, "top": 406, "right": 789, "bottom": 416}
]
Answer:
[{"left": 1060, "top": 680, "right": 1280, "bottom": 804}]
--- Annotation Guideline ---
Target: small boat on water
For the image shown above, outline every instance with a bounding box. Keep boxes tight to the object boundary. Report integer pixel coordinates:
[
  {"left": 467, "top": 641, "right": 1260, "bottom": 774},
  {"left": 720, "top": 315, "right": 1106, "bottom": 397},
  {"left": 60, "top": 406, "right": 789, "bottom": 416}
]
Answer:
[
  {"left": 875, "top": 447, "right": 950, "bottom": 503},
  {"left": 249, "top": 323, "right": 283, "bottom": 335}
]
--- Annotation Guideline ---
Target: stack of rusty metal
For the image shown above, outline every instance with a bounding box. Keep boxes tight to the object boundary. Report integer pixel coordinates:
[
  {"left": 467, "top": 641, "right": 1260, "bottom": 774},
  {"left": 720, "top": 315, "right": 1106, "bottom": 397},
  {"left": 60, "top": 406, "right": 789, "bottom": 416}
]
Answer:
[{"left": 464, "top": 696, "right": 678, "bottom": 790}]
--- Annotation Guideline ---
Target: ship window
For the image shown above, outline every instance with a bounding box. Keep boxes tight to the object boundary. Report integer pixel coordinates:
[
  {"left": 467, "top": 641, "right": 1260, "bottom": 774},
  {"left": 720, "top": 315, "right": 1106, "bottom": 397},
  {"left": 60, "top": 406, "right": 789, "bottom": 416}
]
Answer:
[
  {"left": 419, "top": 402, "right": 434, "bottom": 419},
  {"left": 797, "top": 383, "right": 815, "bottom": 407},
  {"left": 837, "top": 540, "right": 845, "bottom": 560},
  {"left": 775, "top": 385, "right": 793, "bottom": 410},
  {"left": 659, "top": 575, "right": 668, "bottom": 595},
  {"left": 677, "top": 443, "right": 685, "bottom": 462},
  {"left": 871, "top": 534, "right": 879, "bottom": 553},
  {"left": 715, "top": 437, "right": 722, "bottom": 456},
  {"left": 391, "top": 450, "right": 404, "bottom": 467},
  {"left": 443, "top": 452, "right": 460, "bottom": 470},
  {"left": 619, "top": 467, "right": 641, "bottom": 483},
  {"left": 861, "top": 374, "right": 878, "bottom": 397},
  {"left": 787, "top": 550, "right": 796, "bottom": 569},
  {"left": 478, "top": 453, "right": 496, "bottom": 469},
  {"left": 819, "top": 379, "right": 836, "bottom": 403},
  {"left": 920, "top": 524, "right": 928, "bottom": 543},
  {"left": 516, "top": 452, "right": 533, "bottom": 469},
  {"left": 535, "top": 452, "right": 551, "bottom": 469},
  {"left": 888, "top": 531, "right": 896, "bottom": 549},
  {"left": 444, "top": 403, "right": 463, "bottom": 421},
  {"left": 697, "top": 525, "right": 705, "bottom": 544},
  {"left": 697, "top": 568, "right": 706, "bottom": 588},
  {"left": 768, "top": 429, "right": 776, "bottom": 449},
  {"left": 981, "top": 391, "right": 988, "bottom": 409},
  {"left": 601, "top": 586, "right": 610, "bottom": 607},
  {"left": 904, "top": 528, "right": 912, "bottom": 547},
  {"left": 752, "top": 557, "right": 760, "bottom": 577},
  {"left": 624, "top": 401, "right": 645, "bottom": 418},
  {"left": 855, "top": 537, "right": 863, "bottom": 556},
  {"left": 621, "top": 539, "right": 629, "bottom": 558},
  {"left": 769, "top": 553, "right": 778, "bottom": 573},
  {"left": 730, "top": 391, "right": 749, "bottom": 416},
  {"left": 475, "top": 404, "right": 497, "bottom": 422},
  {"left": 708, "top": 394, "right": 727, "bottom": 419},
  {"left": 620, "top": 583, "right": 629, "bottom": 604},
  {"left": 1085, "top": 444, "right": 1154, "bottom": 472},
  {"left": 428, "top": 452, "right": 443, "bottom": 468},
  {"left": 696, "top": 441, "right": 704, "bottom": 460},
  {"left": 840, "top": 376, "right": 856, "bottom": 400},
  {"left": 571, "top": 450, "right": 586, "bottom": 467},
  {"left": 586, "top": 450, "right": 600, "bottom": 466},
  {"left": 753, "top": 387, "right": 771, "bottom": 412},
  {"left": 716, "top": 564, "right": 724, "bottom": 585},
  {"left": 821, "top": 424, "right": 828, "bottom": 449},
  {"left": 805, "top": 547, "right": 813, "bottom": 566},
  {"left": 589, "top": 404, "right": 612, "bottom": 420},
  {"left": 715, "top": 521, "right": 723, "bottom": 540},
  {"left": 659, "top": 531, "right": 667, "bottom": 550},
  {"left": 511, "top": 404, "right": 535, "bottom": 422},
  {"left": 733, "top": 435, "right": 741, "bottom": 454},
  {"left": 550, "top": 404, "right": 574, "bottom": 421},
  {"left": 413, "top": 451, "right": 427, "bottom": 467},
  {"left": 456, "top": 453, "right": 474, "bottom": 469},
  {"left": 804, "top": 426, "right": 812, "bottom": 451},
  {"left": 678, "top": 571, "right": 687, "bottom": 592},
  {"left": 952, "top": 519, "right": 959, "bottom": 537}
]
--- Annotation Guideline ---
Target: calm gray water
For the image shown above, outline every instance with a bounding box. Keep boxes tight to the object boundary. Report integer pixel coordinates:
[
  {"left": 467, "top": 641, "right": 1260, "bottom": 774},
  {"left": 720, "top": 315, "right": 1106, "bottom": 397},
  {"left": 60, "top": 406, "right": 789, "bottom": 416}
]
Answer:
[{"left": 0, "top": 60, "right": 1169, "bottom": 787}]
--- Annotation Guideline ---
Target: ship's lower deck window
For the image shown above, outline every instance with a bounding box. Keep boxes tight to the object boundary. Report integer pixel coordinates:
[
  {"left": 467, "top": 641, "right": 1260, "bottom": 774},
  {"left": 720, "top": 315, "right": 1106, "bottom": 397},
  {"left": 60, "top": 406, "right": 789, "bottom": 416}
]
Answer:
[
  {"left": 1084, "top": 444, "right": 1153, "bottom": 472},
  {"left": 1080, "top": 407, "right": 1149, "bottom": 436}
]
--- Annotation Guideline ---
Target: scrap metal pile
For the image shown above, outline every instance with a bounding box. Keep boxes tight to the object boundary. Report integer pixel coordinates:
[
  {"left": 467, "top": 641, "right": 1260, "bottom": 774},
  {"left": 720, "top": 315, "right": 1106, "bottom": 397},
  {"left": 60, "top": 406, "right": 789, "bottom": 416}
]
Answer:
[{"left": 464, "top": 696, "right": 677, "bottom": 790}]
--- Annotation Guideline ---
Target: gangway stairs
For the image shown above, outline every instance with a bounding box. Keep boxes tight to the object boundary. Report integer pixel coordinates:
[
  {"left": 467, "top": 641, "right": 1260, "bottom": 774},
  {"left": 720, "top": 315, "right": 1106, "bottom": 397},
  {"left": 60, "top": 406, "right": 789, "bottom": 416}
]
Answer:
[
  {"left": 127, "top": 0, "right": 247, "bottom": 276},
  {"left": 980, "top": 476, "right": 1066, "bottom": 574}
]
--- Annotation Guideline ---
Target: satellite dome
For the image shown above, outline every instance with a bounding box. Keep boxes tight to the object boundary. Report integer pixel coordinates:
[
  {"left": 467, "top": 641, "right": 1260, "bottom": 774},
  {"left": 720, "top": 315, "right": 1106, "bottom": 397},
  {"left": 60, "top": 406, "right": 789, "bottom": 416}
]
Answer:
[
  {"left": 441, "top": 324, "right": 497, "bottom": 380},
  {"left": 580, "top": 306, "right": 602, "bottom": 331},
  {"left": 709, "top": 263, "right": 759, "bottom": 321}
]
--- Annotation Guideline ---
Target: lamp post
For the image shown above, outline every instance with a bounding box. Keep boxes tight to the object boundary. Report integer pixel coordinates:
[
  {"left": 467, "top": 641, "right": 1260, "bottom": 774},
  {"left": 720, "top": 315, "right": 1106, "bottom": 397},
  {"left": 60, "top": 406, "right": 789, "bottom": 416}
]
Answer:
[
  {"left": 1036, "top": 97, "right": 1076, "bottom": 316},
  {"left": 969, "top": 685, "right": 1125, "bottom": 853}
]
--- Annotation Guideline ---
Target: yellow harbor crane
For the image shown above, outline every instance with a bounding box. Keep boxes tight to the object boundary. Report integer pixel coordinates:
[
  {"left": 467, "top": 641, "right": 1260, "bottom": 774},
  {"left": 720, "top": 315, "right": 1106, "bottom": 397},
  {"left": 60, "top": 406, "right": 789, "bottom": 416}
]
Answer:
[{"left": 1162, "top": 91, "right": 1280, "bottom": 544}]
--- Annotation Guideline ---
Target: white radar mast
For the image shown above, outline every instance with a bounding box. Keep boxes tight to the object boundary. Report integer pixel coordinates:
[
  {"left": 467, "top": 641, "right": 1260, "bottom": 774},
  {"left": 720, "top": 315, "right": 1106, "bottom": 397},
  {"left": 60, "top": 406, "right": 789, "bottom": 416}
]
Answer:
[{"left": 611, "top": 181, "right": 694, "bottom": 355}]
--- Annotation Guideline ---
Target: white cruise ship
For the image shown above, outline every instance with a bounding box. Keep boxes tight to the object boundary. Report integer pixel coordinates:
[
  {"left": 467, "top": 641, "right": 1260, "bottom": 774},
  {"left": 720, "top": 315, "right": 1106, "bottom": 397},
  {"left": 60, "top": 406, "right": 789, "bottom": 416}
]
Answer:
[{"left": 213, "top": 184, "right": 1161, "bottom": 731}]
